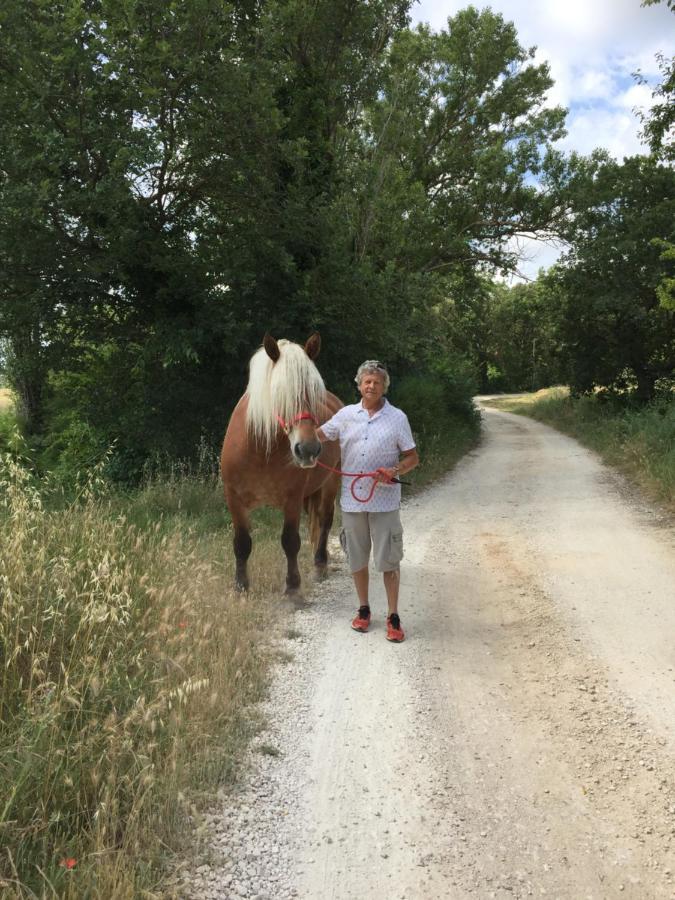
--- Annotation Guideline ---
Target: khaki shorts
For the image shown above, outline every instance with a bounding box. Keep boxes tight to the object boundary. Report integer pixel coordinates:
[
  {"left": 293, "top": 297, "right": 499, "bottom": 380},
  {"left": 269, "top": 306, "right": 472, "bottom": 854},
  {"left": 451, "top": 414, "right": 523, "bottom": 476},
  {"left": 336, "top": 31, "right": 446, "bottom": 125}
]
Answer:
[{"left": 340, "top": 510, "right": 404, "bottom": 573}]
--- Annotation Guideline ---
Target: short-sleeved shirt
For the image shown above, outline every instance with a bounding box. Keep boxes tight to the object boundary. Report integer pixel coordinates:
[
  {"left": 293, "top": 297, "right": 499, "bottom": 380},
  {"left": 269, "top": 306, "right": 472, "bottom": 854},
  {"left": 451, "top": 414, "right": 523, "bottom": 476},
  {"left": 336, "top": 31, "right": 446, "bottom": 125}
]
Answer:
[{"left": 320, "top": 399, "right": 416, "bottom": 512}]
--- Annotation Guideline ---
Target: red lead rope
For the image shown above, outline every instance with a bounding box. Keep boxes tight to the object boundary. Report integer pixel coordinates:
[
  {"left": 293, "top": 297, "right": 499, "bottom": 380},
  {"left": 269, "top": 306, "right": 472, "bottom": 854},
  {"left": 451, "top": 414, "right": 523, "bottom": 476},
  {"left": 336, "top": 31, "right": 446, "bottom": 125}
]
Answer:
[{"left": 315, "top": 459, "right": 406, "bottom": 504}]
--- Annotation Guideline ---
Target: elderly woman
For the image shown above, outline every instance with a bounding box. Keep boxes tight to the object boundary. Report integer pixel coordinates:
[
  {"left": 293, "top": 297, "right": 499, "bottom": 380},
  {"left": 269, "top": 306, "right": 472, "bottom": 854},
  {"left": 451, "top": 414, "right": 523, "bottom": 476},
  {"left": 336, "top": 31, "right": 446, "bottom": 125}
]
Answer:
[{"left": 318, "top": 361, "right": 419, "bottom": 642}]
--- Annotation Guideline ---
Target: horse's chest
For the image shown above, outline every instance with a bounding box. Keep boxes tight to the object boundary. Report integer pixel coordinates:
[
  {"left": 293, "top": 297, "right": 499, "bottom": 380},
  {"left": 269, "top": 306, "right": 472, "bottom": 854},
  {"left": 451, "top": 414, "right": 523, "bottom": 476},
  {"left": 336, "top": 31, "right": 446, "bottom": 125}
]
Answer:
[{"left": 225, "top": 460, "right": 307, "bottom": 509}]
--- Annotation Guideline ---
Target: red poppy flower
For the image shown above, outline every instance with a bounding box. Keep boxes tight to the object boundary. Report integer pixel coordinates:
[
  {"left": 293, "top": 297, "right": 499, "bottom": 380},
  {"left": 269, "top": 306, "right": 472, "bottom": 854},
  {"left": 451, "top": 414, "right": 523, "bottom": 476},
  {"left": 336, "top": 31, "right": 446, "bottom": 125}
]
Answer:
[{"left": 60, "top": 857, "right": 77, "bottom": 869}]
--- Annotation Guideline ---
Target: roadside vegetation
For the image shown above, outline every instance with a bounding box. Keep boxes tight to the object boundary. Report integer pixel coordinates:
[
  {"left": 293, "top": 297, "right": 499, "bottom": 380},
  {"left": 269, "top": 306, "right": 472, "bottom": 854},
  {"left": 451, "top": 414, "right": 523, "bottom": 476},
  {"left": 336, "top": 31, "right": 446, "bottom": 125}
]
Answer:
[
  {"left": 0, "top": 448, "right": 279, "bottom": 898},
  {"left": 485, "top": 388, "right": 675, "bottom": 509}
]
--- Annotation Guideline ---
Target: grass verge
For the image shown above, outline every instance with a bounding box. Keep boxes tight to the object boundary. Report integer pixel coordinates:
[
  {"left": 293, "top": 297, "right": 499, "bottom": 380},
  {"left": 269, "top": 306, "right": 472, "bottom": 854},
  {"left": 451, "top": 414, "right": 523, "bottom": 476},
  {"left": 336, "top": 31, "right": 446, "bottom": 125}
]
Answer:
[
  {"left": 484, "top": 387, "right": 675, "bottom": 509},
  {"left": 0, "top": 455, "right": 295, "bottom": 898},
  {"left": 0, "top": 412, "right": 479, "bottom": 897}
]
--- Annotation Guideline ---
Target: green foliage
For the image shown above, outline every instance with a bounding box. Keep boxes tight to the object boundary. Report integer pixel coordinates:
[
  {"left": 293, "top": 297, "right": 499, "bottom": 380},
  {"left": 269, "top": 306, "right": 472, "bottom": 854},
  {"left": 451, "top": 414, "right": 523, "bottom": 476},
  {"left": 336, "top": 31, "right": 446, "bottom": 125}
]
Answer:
[
  {"left": 0, "top": 2, "right": 569, "bottom": 477},
  {"left": 484, "top": 279, "right": 565, "bottom": 392},
  {"left": 652, "top": 238, "right": 675, "bottom": 310},
  {"left": 551, "top": 155, "right": 675, "bottom": 400},
  {"left": 393, "top": 375, "right": 447, "bottom": 438},
  {"left": 347, "top": 8, "right": 567, "bottom": 277},
  {"left": 392, "top": 361, "right": 479, "bottom": 442}
]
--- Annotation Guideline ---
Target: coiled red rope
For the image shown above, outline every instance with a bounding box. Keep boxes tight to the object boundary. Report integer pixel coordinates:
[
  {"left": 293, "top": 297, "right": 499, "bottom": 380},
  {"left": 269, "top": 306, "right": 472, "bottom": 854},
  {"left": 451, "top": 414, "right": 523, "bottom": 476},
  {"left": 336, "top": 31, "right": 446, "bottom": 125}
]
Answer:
[{"left": 316, "top": 459, "right": 403, "bottom": 504}]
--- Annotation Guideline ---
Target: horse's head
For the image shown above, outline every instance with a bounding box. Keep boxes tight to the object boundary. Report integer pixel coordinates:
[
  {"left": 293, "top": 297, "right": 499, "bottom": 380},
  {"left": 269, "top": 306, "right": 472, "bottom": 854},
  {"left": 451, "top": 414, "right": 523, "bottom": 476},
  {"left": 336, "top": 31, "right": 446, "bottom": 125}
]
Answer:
[
  {"left": 266, "top": 334, "right": 323, "bottom": 468},
  {"left": 246, "top": 332, "right": 325, "bottom": 465},
  {"left": 275, "top": 410, "right": 322, "bottom": 467}
]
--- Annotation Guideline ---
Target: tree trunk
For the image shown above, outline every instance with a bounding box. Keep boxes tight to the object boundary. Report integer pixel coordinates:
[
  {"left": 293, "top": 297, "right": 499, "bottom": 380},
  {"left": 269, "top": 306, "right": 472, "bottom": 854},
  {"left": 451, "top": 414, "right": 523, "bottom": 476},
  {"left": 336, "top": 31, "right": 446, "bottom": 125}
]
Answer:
[
  {"left": 633, "top": 366, "right": 655, "bottom": 404},
  {"left": 7, "top": 329, "right": 48, "bottom": 435}
]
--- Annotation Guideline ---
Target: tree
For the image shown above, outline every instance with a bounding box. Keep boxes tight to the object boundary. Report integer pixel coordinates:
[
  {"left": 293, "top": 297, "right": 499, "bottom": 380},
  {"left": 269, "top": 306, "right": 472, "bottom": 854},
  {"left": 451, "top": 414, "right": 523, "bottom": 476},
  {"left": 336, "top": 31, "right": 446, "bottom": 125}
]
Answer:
[
  {"left": 484, "top": 279, "right": 564, "bottom": 392},
  {"left": 351, "top": 8, "right": 568, "bottom": 279},
  {"left": 0, "top": 0, "right": 413, "bottom": 465},
  {"left": 0, "top": 0, "right": 285, "bottom": 441},
  {"left": 553, "top": 155, "right": 675, "bottom": 400},
  {"left": 0, "top": 2, "right": 582, "bottom": 473}
]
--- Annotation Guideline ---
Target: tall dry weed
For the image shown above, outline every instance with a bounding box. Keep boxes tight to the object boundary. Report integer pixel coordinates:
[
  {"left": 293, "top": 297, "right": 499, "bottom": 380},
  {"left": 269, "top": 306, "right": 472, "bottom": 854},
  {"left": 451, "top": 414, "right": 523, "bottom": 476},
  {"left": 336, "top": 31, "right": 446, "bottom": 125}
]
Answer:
[{"left": 0, "top": 452, "right": 286, "bottom": 897}]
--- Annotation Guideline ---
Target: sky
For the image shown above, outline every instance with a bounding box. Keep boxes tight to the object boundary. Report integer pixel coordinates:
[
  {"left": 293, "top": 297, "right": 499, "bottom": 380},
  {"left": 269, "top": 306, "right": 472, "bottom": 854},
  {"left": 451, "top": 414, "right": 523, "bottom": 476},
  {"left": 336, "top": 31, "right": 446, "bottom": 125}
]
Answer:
[{"left": 409, "top": 0, "right": 675, "bottom": 279}]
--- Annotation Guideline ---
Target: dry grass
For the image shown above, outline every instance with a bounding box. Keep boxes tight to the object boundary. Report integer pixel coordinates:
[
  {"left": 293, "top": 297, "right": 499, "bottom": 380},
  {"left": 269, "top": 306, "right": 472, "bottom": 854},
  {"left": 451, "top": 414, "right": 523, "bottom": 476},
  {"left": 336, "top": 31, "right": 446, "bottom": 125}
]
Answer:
[
  {"left": 0, "top": 454, "right": 299, "bottom": 898},
  {"left": 481, "top": 386, "right": 569, "bottom": 412},
  {"left": 0, "top": 389, "right": 15, "bottom": 413}
]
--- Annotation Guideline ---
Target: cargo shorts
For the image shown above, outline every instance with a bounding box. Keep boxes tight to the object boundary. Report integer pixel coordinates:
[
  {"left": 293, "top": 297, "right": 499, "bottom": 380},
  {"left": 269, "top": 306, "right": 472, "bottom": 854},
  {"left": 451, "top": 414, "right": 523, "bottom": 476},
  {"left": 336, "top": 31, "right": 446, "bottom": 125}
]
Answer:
[{"left": 339, "top": 509, "right": 404, "bottom": 573}]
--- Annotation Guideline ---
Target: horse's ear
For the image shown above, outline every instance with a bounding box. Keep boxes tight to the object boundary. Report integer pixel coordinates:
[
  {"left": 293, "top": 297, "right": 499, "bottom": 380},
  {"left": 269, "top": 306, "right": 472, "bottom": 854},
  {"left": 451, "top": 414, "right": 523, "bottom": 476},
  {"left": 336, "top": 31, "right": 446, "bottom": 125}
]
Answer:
[
  {"left": 304, "top": 332, "right": 321, "bottom": 361},
  {"left": 263, "top": 333, "right": 280, "bottom": 363}
]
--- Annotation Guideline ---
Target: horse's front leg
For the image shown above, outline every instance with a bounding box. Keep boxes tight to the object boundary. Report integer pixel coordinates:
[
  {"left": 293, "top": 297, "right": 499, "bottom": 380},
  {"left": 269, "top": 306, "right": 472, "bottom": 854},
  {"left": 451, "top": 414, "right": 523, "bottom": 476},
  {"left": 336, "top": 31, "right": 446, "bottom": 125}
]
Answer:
[
  {"left": 227, "top": 495, "right": 252, "bottom": 592},
  {"left": 314, "top": 476, "right": 339, "bottom": 576},
  {"left": 281, "top": 508, "right": 302, "bottom": 596},
  {"left": 313, "top": 509, "right": 334, "bottom": 579}
]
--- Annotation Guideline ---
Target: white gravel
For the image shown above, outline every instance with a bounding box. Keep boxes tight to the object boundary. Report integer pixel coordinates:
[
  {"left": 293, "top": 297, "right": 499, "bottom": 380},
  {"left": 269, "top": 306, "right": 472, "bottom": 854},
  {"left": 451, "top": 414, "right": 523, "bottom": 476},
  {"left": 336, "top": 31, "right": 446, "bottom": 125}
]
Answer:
[
  {"left": 178, "top": 559, "right": 347, "bottom": 900},
  {"left": 179, "top": 405, "right": 675, "bottom": 900}
]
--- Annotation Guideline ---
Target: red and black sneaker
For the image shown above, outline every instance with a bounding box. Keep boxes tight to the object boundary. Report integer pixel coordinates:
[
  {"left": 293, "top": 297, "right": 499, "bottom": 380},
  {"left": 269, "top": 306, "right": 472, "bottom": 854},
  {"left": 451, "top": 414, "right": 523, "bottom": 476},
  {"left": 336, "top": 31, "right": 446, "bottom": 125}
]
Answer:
[
  {"left": 386, "top": 613, "right": 405, "bottom": 643},
  {"left": 351, "top": 605, "right": 371, "bottom": 633}
]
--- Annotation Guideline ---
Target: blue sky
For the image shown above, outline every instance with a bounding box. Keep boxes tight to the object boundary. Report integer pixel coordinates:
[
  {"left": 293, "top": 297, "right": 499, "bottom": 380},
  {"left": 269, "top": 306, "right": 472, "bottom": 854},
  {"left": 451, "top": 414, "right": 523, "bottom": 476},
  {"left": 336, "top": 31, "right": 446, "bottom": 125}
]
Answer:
[{"left": 409, "top": 0, "right": 675, "bottom": 278}]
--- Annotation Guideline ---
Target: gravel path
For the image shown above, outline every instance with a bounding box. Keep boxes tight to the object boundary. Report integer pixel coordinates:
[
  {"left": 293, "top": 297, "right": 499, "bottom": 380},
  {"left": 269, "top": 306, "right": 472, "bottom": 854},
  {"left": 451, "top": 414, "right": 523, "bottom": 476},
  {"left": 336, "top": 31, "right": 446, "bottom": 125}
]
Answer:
[{"left": 181, "top": 405, "right": 675, "bottom": 900}]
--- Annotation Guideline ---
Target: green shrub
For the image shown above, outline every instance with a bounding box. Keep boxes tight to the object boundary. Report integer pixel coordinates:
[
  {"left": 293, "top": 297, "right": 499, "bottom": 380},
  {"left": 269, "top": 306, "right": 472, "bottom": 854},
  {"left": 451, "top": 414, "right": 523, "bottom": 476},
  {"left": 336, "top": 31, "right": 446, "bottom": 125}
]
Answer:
[
  {"left": 392, "top": 360, "right": 478, "bottom": 440},
  {"left": 392, "top": 375, "right": 447, "bottom": 437}
]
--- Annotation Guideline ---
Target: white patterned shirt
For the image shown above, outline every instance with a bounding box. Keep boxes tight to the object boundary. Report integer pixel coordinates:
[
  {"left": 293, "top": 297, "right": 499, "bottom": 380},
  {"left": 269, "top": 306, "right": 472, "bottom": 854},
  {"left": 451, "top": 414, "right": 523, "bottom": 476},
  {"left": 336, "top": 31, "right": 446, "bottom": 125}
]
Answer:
[{"left": 320, "top": 399, "right": 416, "bottom": 512}]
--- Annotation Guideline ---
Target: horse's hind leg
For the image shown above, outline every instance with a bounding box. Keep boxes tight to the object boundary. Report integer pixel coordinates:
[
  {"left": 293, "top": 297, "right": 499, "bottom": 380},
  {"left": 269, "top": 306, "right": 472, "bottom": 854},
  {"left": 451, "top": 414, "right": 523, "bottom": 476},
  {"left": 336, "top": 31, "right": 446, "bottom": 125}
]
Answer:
[
  {"left": 281, "top": 508, "right": 302, "bottom": 596},
  {"left": 234, "top": 525, "right": 252, "bottom": 592}
]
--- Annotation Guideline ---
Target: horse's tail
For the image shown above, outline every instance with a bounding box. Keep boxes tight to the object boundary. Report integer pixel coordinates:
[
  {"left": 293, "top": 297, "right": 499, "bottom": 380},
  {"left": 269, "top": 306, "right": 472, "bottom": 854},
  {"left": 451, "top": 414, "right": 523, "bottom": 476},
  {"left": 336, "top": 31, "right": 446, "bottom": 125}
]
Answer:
[{"left": 304, "top": 490, "right": 322, "bottom": 552}]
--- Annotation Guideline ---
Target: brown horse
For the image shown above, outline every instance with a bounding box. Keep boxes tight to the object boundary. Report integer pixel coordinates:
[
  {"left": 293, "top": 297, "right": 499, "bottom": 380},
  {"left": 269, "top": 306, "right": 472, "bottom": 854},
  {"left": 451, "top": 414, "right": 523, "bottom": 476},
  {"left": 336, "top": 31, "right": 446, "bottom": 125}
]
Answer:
[{"left": 220, "top": 333, "right": 342, "bottom": 595}]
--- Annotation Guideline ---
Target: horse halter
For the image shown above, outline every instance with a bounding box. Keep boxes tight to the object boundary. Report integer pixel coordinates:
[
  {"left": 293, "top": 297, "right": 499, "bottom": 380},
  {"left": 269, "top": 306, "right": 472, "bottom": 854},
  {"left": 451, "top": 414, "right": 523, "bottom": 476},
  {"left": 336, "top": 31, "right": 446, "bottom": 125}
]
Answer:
[{"left": 276, "top": 411, "right": 319, "bottom": 433}]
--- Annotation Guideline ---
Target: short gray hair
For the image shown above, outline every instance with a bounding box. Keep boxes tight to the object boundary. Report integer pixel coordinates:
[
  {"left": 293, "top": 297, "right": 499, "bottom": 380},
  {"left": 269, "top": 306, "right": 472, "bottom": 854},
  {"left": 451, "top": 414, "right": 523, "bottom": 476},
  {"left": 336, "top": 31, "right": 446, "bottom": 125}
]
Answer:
[{"left": 355, "top": 360, "right": 390, "bottom": 393}]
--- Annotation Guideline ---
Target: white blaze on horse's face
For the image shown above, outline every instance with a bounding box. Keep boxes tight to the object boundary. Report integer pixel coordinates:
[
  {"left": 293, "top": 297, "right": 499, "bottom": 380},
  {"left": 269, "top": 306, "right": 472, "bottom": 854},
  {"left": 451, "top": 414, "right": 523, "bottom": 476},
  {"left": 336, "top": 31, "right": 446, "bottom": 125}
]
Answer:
[{"left": 288, "top": 417, "right": 322, "bottom": 468}]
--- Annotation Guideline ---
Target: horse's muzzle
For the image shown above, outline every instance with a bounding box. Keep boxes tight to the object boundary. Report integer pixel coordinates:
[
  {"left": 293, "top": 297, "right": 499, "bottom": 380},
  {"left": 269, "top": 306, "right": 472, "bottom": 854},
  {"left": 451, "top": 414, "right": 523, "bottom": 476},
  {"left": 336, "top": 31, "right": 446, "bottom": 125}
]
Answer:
[{"left": 293, "top": 438, "right": 322, "bottom": 467}]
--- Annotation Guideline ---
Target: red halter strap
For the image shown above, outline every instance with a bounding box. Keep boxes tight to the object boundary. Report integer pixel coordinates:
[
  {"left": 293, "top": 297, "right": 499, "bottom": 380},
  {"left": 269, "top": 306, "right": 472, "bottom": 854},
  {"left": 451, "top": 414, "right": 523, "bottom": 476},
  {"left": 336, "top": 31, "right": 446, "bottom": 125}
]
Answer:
[{"left": 276, "top": 411, "right": 319, "bottom": 431}]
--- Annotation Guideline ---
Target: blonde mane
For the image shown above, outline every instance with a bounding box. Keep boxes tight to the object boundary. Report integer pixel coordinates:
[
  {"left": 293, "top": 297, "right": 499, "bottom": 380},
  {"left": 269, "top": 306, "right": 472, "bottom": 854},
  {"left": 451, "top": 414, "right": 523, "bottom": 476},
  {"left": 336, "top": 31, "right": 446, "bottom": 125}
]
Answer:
[{"left": 245, "top": 340, "right": 326, "bottom": 453}]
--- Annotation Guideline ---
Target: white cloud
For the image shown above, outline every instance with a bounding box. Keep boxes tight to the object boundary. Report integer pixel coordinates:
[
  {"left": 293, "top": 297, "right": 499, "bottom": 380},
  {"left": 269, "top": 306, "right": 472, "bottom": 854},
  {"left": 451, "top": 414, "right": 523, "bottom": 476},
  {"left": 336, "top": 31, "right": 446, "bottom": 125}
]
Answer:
[
  {"left": 560, "top": 108, "right": 646, "bottom": 158},
  {"left": 614, "top": 81, "right": 657, "bottom": 112},
  {"left": 577, "top": 69, "right": 615, "bottom": 101}
]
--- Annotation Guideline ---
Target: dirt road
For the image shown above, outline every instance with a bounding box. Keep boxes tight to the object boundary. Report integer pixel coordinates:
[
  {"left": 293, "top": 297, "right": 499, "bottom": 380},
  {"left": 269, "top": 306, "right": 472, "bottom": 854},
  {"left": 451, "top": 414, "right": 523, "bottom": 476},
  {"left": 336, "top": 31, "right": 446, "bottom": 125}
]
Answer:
[{"left": 186, "top": 405, "right": 675, "bottom": 900}]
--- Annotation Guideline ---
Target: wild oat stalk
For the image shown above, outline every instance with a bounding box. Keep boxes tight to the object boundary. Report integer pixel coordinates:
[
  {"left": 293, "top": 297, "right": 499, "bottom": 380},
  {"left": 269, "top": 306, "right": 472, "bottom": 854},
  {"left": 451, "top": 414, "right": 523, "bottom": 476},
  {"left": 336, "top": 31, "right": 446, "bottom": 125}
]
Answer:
[{"left": 0, "top": 452, "right": 285, "bottom": 898}]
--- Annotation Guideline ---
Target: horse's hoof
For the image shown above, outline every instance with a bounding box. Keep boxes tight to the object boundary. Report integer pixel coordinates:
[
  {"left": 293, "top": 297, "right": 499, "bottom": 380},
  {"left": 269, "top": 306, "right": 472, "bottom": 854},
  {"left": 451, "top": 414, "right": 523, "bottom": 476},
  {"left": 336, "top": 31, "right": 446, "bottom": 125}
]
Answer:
[
  {"left": 282, "top": 590, "right": 310, "bottom": 611},
  {"left": 313, "top": 565, "right": 328, "bottom": 582},
  {"left": 292, "top": 597, "right": 312, "bottom": 610}
]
